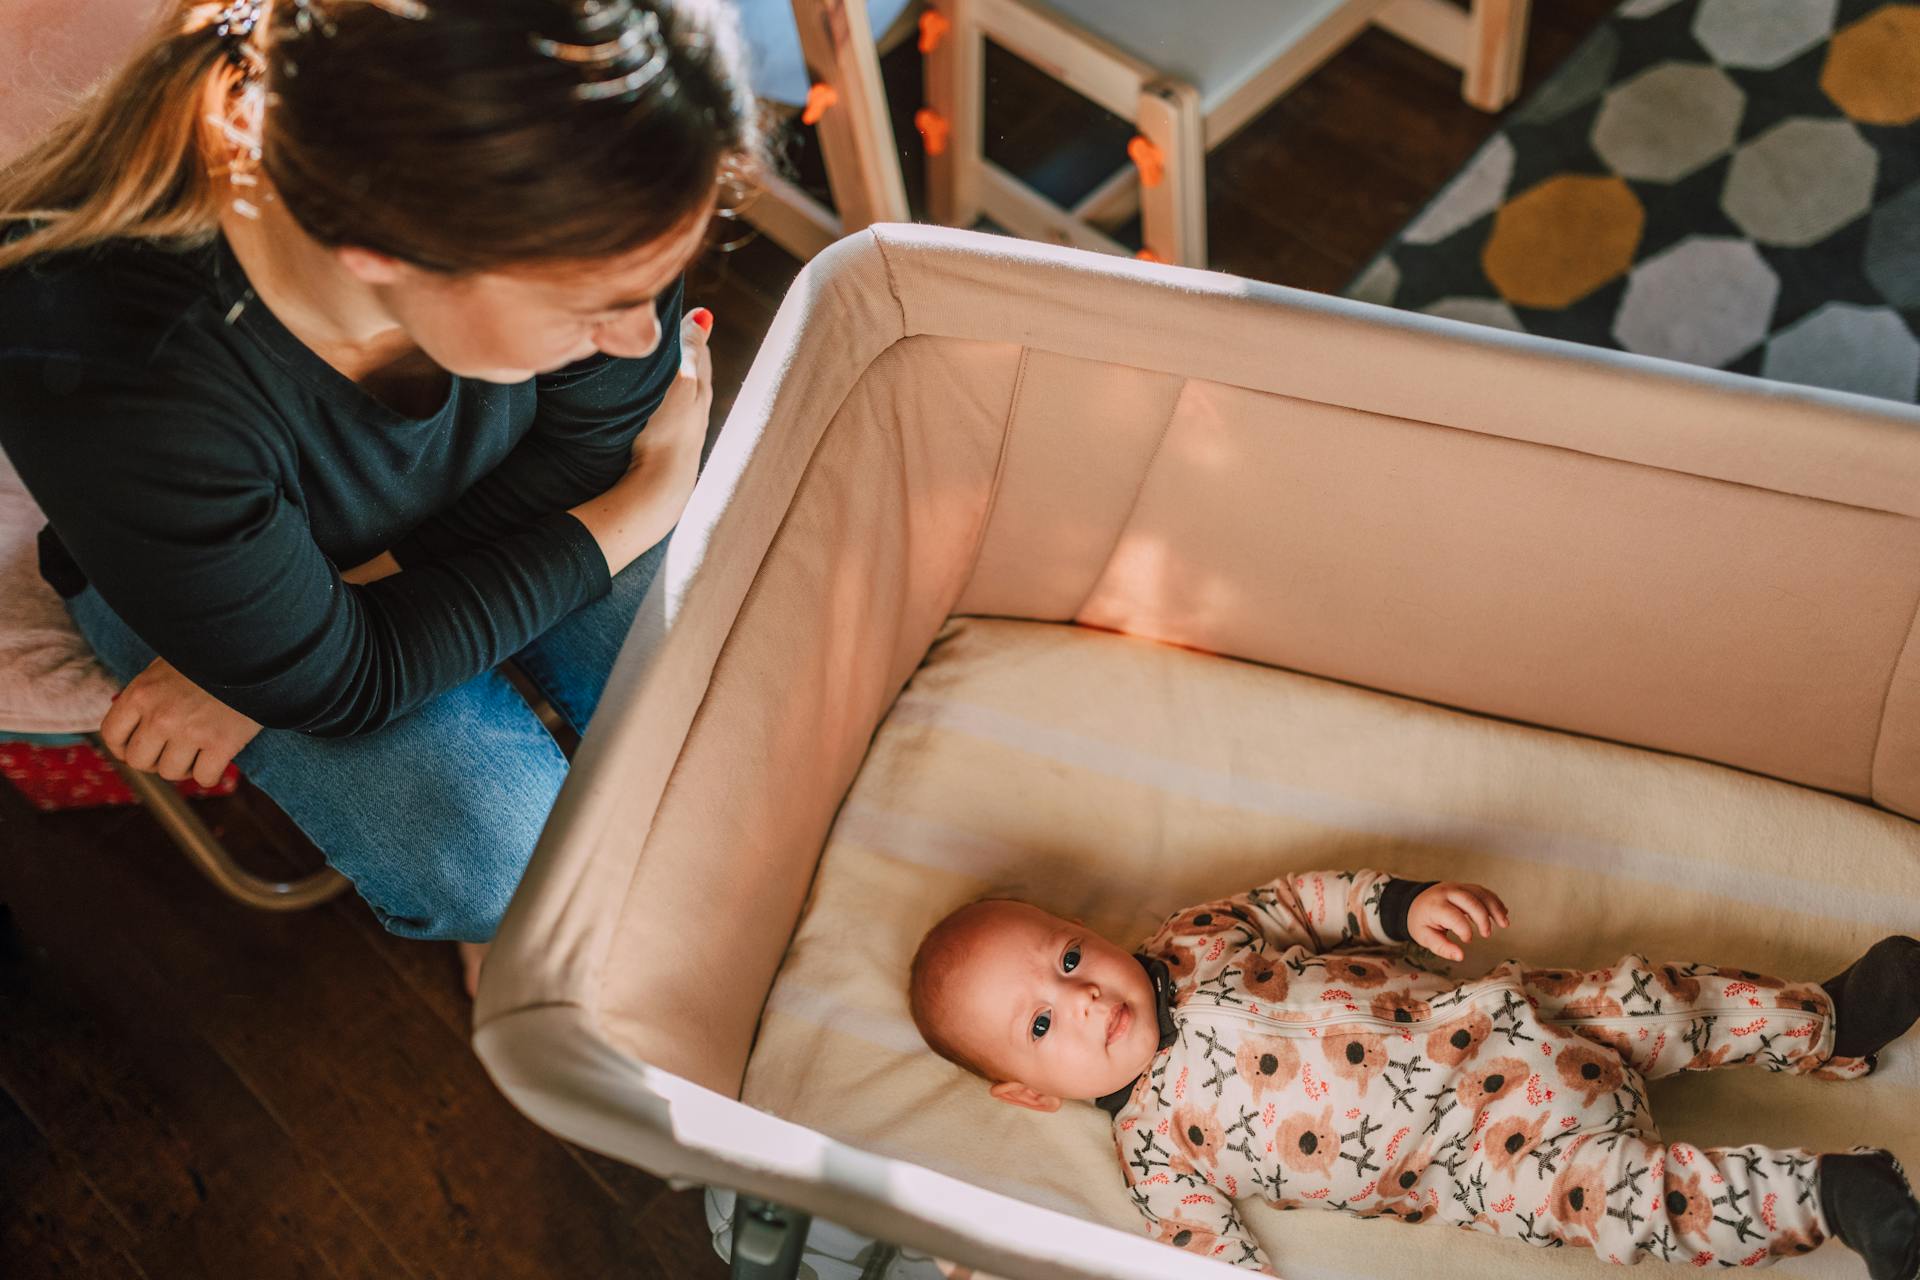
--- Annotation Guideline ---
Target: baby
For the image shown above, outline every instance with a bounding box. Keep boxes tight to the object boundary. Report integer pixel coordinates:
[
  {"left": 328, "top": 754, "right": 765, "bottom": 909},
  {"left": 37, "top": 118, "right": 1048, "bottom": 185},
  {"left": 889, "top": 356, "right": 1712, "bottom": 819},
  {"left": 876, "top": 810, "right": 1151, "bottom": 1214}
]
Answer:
[{"left": 909, "top": 869, "right": 1920, "bottom": 1276}]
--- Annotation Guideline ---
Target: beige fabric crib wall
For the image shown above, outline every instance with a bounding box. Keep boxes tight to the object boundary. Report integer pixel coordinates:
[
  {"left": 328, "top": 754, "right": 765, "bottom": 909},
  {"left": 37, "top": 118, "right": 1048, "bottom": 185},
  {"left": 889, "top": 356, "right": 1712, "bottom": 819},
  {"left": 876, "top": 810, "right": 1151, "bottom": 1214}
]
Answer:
[{"left": 474, "top": 224, "right": 1920, "bottom": 1280}]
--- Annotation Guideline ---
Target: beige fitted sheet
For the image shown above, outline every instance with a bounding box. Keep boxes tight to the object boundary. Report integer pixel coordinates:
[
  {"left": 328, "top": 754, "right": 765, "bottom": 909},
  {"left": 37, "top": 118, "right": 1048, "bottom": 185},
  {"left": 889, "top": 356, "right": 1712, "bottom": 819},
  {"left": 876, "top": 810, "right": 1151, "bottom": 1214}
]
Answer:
[{"left": 742, "top": 617, "right": 1920, "bottom": 1279}]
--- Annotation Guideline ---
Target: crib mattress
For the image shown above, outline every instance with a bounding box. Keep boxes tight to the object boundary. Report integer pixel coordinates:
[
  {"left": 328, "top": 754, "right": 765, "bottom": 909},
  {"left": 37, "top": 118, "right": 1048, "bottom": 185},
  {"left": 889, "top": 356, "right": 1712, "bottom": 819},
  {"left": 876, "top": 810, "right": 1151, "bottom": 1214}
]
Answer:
[{"left": 742, "top": 616, "right": 1920, "bottom": 1278}]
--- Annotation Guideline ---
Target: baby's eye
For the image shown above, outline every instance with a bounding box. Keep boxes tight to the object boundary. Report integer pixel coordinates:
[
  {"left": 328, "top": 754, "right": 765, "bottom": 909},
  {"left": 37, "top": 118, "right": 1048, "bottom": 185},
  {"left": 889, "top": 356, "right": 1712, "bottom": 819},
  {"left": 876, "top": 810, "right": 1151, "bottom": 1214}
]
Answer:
[
  {"left": 1031, "top": 1011, "right": 1051, "bottom": 1040},
  {"left": 1062, "top": 946, "right": 1080, "bottom": 974}
]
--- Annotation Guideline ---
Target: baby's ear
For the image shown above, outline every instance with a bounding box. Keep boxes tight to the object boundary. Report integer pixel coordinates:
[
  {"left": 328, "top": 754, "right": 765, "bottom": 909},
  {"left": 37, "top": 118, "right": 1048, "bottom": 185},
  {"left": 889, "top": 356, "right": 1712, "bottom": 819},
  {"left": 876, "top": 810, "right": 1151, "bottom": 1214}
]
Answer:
[{"left": 989, "top": 1080, "right": 1062, "bottom": 1113}]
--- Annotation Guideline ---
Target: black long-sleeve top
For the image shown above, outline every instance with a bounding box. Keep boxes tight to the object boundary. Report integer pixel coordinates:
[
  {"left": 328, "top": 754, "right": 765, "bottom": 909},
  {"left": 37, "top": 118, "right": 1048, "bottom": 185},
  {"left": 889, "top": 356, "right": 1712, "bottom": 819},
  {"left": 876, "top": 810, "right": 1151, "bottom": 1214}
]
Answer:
[{"left": 0, "top": 230, "right": 682, "bottom": 736}]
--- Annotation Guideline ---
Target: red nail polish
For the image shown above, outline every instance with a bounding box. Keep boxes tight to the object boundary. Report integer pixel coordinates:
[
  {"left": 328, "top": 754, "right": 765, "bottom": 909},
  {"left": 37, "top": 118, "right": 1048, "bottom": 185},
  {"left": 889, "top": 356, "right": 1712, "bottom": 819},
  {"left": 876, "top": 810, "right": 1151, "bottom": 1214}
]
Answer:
[{"left": 690, "top": 307, "right": 713, "bottom": 332}]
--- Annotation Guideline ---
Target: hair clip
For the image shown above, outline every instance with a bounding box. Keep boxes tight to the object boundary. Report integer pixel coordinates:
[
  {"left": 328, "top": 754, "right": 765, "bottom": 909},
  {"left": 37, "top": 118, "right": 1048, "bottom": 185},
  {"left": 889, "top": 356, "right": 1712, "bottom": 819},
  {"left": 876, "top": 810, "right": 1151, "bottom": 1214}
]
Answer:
[
  {"left": 574, "top": 0, "right": 630, "bottom": 36},
  {"left": 570, "top": 47, "right": 667, "bottom": 100},
  {"left": 531, "top": 14, "right": 654, "bottom": 65},
  {"left": 212, "top": 0, "right": 265, "bottom": 70},
  {"left": 532, "top": 1, "right": 668, "bottom": 101}
]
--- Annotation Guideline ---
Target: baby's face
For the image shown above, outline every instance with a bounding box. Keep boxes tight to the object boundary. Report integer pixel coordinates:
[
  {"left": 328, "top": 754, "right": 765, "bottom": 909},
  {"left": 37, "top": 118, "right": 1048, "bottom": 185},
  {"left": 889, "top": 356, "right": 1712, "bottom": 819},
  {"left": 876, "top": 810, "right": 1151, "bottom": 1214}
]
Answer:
[{"left": 937, "top": 901, "right": 1162, "bottom": 1104}]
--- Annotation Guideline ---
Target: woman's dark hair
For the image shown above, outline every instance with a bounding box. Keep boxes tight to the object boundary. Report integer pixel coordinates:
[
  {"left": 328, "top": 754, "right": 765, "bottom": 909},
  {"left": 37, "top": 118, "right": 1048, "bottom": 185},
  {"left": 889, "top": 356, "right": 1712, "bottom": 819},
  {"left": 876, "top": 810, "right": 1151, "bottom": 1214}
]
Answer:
[{"left": 0, "top": 0, "right": 760, "bottom": 273}]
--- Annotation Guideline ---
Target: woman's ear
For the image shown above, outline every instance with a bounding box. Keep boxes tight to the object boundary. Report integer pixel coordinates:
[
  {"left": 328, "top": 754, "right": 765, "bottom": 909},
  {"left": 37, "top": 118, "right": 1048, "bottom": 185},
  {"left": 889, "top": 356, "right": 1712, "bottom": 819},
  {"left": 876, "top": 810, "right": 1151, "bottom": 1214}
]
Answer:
[
  {"left": 988, "top": 1080, "right": 1062, "bottom": 1113},
  {"left": 335, "top": 244, "right": 410, "bottom": 286}
]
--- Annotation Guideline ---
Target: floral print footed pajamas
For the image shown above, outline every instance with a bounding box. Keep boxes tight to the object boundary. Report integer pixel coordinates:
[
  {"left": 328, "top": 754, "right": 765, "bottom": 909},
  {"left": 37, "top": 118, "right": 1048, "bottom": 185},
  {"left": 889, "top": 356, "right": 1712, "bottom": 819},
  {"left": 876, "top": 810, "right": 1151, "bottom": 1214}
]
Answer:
[{"left": 1112, "top": 870, "right": 1874, "bottom": 1273}]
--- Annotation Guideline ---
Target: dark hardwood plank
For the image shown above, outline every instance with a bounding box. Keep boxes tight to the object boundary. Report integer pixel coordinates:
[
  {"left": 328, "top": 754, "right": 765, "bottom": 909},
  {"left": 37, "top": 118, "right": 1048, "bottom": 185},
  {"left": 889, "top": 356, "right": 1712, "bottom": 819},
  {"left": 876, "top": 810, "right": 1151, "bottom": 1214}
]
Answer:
[
  {"left": 0, "top": 812, "right": 407, "bottom": 1280},
  {"left": 222, "top": 784, "right": 702, "bottom": 1243},
  {"left": 0, "top": 784, "right": 723, "bottom": 1280},
  {"left": 0, "top": 1082, "right": 148, "bottom": 1280}
]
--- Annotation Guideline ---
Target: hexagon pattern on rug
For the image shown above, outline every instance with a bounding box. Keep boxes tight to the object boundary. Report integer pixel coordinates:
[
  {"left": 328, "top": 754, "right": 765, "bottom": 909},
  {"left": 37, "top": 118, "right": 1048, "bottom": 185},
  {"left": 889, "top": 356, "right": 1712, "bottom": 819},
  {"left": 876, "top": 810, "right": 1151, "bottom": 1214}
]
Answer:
[
  {"left": 1346, "top": 256, "right": 1402, "bottom": 308},
  {"left": 1822, "top": 4, "right": 1920, "bottom": 124},
  {"left": 1693, "top": 0, "right": 1838, "bottom": 69},
  {"left": 1614, "top": 237, "right": 1780, "bottom": 366},
  {"left": 1763, "top": 303, "right": 1920, "bottom": 401},
  {"left": 1483, "top": 175, "right": 1644, "bottom": 308},
  {"left": 1592, "top": 62, "right": 1745, "bottom": 183},
  {"left": 1513, "top": 25, "right": 1622, "bottom": 126},
  {"left": 1421, "top": 297, "right": 1526, "bottom": 331},
  {"left": 1866, "top": 181, "right": 1920, "bottom": 309},
  {"left": 1349, "top": 0, "right": 1920, "bottom": 404},
  {"left": 1722, "top": 117, "right": 1878, "bottom": 246}
]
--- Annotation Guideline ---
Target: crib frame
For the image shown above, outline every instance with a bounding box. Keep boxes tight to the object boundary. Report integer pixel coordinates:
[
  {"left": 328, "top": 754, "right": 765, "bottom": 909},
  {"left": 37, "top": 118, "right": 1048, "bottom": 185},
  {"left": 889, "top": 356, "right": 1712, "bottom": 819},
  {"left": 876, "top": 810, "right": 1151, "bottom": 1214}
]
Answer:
[{"left": 474, "top": 225, "right": 1920, "bottom": 1280}]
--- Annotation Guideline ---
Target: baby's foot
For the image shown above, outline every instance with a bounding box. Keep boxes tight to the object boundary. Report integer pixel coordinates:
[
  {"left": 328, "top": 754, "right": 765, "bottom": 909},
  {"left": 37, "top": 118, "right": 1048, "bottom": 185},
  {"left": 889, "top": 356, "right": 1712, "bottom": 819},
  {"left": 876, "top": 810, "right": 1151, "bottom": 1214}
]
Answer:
[
  {"left": 1820, "top": 1150, "right": 1920, "bottom": 1280},
  {"left": 1823, "top": 937, "right": 1920, "bottom": 1063}
]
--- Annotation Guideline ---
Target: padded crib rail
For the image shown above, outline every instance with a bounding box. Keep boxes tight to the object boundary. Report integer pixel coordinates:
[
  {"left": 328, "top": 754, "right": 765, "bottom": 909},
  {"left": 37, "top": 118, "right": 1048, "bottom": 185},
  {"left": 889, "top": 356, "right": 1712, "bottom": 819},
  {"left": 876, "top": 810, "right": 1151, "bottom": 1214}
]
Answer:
[
  {"left": 476, "top": 1004, "right": 1238, "bottom": 1280},
  {"left": 891, "top": 230, "right": 1920, "bottom": 813},
  {"left": 476, "top": 226, "right": 1920, "bottom": 1278}
]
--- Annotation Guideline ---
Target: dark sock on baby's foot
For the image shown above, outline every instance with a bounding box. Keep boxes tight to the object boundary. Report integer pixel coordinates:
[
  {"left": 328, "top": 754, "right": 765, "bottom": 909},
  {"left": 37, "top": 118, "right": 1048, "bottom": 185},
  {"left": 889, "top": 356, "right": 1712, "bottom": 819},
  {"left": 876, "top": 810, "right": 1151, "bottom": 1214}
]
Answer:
[
  {"left": 1823, "top": 936, "right": 1920, "bottom": 1061},
  {"left": 1820, "top": 1151, "right": 1920, "bottom": 1280}
]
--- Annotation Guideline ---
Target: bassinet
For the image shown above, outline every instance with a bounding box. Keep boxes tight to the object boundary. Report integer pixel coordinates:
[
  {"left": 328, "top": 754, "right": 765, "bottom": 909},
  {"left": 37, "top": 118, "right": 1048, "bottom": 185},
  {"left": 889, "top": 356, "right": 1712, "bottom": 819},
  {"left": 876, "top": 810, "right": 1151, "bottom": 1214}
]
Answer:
[{"left": 473, "top": 225, "right": 1920, "bottom": 1279}]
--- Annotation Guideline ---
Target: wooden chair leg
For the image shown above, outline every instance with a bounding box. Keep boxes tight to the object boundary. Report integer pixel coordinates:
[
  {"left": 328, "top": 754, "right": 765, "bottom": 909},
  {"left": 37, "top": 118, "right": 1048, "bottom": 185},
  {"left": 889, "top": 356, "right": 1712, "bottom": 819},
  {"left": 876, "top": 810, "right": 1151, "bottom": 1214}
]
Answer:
[
  {"left": 923, "top": 0, "right": 983, "bottom": 228},
  {"left": 1135, "top": 79, "right": 1206, "bottom": 267},
  {"left": 790, "top": 0, "right": 911, "bottom": 233},
  {"left": 98, "top": 741, "right": 348, "bottom": 912},
  {"left": 1463, "top": 0, "right": 1530, "bottom": 112}
]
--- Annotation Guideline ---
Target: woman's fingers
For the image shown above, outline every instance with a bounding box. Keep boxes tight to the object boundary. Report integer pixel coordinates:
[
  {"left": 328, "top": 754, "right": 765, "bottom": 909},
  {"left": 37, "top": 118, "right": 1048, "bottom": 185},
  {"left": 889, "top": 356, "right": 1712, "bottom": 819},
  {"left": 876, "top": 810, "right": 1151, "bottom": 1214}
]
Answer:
[
  {"left": 190, "top": 746, "right": 232, "bottom": 790},
  {"left": 99, "top": 695, "right": 138, "bottom": 759},
  {"left": 155, "top": 738, "right": 200, "bottom": 783},
  {"left": 681, "top": 309, "right": 714, "bottom": 394},
  {"left": 121, "top": 719, "right": 167, "bottom": 772},
  {"left": 680, "top": 309, "right": 711, "bottom": 357}
]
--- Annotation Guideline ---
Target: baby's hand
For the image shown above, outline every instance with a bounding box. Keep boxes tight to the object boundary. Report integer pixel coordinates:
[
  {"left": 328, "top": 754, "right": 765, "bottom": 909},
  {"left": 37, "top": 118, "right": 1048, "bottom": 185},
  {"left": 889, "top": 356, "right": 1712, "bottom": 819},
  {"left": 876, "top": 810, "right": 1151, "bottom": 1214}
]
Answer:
[{"left": 1407, "top": 882, "right": 1510, "bottom": 962}]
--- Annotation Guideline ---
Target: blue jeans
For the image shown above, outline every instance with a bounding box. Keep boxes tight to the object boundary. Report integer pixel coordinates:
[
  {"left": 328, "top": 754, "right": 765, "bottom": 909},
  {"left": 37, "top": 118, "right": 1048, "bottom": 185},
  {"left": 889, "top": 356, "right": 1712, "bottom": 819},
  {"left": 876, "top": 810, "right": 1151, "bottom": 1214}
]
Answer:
[{"left": 66, "top": 538, "right": 668, "bottom": 942}]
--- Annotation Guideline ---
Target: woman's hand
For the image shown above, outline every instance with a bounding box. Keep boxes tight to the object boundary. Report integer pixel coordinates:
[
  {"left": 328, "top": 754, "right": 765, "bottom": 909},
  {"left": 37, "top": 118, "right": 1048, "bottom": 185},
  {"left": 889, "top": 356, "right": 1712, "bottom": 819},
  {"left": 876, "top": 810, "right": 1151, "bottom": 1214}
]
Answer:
[
  {"left": 570, "top": 308, "right": 713, "bottom": 576},
  {"left": 100, "top": 658, "right": 262, "bottom": 787},
  {"left": 628, "top": 305, "right": 714, "bottom": 464},
  {"left": 1407, "top": 881, "right": 1511, "bottom": 962}
]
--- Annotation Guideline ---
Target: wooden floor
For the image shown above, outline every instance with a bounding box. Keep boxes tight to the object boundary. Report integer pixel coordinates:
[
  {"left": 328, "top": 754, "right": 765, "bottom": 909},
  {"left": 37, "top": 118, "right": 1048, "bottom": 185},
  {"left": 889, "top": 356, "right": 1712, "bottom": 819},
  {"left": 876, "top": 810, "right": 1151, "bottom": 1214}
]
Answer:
[{"left": 0, "top": 7, "right": 1612, "bottom": 1277}]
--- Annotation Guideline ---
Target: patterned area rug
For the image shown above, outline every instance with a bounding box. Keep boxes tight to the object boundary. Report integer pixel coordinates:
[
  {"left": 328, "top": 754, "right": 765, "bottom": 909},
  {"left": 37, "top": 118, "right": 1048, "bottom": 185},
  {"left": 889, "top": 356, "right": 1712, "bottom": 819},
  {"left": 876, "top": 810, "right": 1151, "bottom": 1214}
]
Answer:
[{"left": 1348, "top": 0, "right": 1920, "bottom": 402}]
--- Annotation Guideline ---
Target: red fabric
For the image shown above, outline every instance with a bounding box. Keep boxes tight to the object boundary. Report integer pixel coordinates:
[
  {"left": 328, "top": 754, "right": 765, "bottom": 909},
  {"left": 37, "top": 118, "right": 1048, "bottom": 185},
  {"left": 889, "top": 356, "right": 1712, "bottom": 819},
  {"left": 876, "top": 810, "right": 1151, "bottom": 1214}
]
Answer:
[{"left": 0, "top": 740, "right": 239, "bottom": 811}]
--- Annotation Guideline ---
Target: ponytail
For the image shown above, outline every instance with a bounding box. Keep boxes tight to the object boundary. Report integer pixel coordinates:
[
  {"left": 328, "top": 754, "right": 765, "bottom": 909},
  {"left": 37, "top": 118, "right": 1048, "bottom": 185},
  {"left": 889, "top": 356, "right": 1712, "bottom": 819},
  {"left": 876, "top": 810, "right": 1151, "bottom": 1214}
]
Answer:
[{"left": 0, "top": 2, "right": 239, "bottom": 272}]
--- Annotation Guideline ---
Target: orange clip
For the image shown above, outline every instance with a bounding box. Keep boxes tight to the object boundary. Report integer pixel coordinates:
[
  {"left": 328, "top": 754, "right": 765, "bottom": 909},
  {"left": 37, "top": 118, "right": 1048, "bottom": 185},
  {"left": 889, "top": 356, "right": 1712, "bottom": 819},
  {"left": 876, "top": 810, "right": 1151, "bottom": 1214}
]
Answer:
[
  {"left": 918, "top": 10, "right": 951, "bottom": 53},
  {"left": 915, "top": 108, "right": 951, "bottom": 156},
  {"left": 802, "top": 82, "right": 838, "bottom": 126},
  {"left": 1135, "top": 248, "right": 1162, "bottom": 263},
  {"left": 1127, "top": 135, "right": 1164, "bottom": 188}
]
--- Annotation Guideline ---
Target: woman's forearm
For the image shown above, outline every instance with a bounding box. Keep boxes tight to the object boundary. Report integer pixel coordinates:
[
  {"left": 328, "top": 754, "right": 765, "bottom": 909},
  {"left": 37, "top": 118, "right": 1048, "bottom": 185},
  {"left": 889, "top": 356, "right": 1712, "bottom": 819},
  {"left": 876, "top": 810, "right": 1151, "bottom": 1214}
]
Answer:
[
  {"left": 341, "top": 432, "right": 696, "bottom": 588},
  {"left": 568, "top": 432, "right": 701, "bottom": 577}
]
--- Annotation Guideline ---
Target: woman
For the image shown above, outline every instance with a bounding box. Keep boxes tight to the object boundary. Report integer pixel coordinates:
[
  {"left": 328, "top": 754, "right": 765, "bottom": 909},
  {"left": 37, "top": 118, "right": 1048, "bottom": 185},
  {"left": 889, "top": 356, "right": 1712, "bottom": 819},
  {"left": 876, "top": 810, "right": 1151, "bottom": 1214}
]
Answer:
[{"left": 0, "top": 0, "right": 758, "bottom": 990}]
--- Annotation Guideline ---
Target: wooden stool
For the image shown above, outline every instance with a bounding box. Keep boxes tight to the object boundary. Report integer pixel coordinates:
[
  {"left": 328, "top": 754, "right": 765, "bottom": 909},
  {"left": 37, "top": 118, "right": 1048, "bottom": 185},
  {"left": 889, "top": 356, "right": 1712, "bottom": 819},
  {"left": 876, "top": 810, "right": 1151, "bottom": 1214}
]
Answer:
[{"left": 920, "top": 0, "right": 1531, "bottom": 266}]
